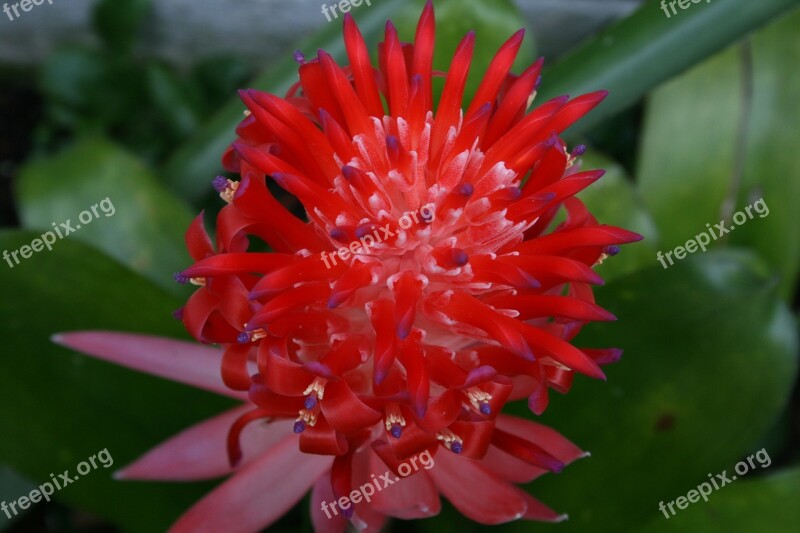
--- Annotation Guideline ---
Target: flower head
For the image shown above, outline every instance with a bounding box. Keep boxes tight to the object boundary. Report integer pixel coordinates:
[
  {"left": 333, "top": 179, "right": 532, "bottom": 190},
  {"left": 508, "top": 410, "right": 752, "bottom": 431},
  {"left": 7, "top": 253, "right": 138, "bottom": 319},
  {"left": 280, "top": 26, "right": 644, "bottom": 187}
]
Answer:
[{"left": 58, "top": 3, "right": 641, "bottom": 531}]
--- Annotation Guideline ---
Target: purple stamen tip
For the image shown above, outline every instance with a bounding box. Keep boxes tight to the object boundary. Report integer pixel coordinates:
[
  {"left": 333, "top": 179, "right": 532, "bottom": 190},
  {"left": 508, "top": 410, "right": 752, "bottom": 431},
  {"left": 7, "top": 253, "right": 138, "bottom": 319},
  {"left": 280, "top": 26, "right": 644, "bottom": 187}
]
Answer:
[
  {"left": 172, "top": 307, "right": 184, "bottom": 320},
  {"left": 329, "top": 227, "right": 348, "bottom": 242},
  {"left": 212, "top": 175, "right": 228, "bottom": 193},
  {"left": 453, "top": 249, "right": 469, "bottom": 266},
  {"left": 458, "top": 183, "right": 474, "bottom": 197},
  {"left": 386, "top": 136, "right": 400, "bottom": 157},
  {"left": 535, "top": 75, "right": 542, "bottom": 90},
  {"left": 342, "top": 506, "right": 354, "bottom": 519},
  {"left": 390, "top": 425, "right": 403, "bottom": 439},
  {"left": 342, "top": 165, "right": 358, "bottom": 181},
  {"left": 572, "top": 144, "right": 587, "bottom": 157},
  {"left": 604, "top": 245, "right": 621, "bottom": 256},
  {"left": 173, "top": 272, "right": 189, "bottom": 285},
  {"left": 304, "top": 395, "right": 318, "bottom": 410},
  {"left": 479, "top": 402, "right": 492, "bottom": 415},
  {"left": 355, "top": 224, "right": 373, "bottom": 238},
  {"left": 293, "top": 421, "right": 306, "bottom": 434},
  {"left": 450, "top": 441, "right": 463, "bottom": 454},
  {"left": 293, "top": 50, "right": 306, "bottom": 64},
  {"left": 237, "top": 332, "right": 251, "bottom": 344}
]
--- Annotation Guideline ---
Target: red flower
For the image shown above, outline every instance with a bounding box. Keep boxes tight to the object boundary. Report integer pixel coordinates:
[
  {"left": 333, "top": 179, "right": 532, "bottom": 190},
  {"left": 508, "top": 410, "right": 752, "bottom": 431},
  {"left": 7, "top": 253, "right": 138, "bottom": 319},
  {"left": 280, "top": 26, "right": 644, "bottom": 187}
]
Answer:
[{"left": 56, "top": 2, "right": 641, "bottom": 531}]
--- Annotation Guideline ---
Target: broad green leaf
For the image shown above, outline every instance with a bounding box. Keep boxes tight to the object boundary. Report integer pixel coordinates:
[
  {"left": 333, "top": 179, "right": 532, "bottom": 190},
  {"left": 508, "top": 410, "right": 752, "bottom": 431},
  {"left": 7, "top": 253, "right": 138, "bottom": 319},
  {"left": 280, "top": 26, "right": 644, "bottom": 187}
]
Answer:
[
  {"left": 16, "top": 136, "right": 194, "bottom": 295},
  {"left": 638, "top": 8, "right": 800, "bottom": 298},
  {"left": 162, "top": 0, "right": 408, "bottom": 202},
  {"left": 538, "top": 0, "right": 800, "bottom": 135},
  {"left": 730, "top": 9, "right": 800, "bottom": 297},
  {"left": 518, "top": 250, "right": 798, "bottom": 531},
  {"left": 576, "top": 151, "right": 660, "bottom": 281},
  {"left": 642, "top": 467, "right": 800, "bottom": 532},
  {"left": 637, "top": 46, "right": 742, "bottom": 249},
  {"left": 0, "top": 231, "right": 232, "bottom": 531}
]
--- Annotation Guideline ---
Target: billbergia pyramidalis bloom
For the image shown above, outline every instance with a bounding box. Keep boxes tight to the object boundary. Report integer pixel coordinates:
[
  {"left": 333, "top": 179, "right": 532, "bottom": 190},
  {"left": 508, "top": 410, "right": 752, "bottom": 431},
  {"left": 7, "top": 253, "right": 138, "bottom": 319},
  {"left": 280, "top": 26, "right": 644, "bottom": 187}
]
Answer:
[{"left": 55, "top": 2, "right": 642, "bottom": 531}]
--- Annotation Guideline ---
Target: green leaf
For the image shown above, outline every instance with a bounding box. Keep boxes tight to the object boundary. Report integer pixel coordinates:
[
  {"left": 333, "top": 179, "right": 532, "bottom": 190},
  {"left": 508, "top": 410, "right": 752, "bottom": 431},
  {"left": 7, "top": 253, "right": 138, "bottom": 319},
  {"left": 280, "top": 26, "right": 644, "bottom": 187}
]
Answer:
[
  {"left": 0, "top": 231, "right": 232, "bottom": 531},
  {"left": 145, "top": 63, "right": 207, "bottom": 139},
  {"left": 537, "top": 0, "right": 800, "bottom": 135},
  {"left": 576, "top": 151, "right": 660, "bottom": 281},
  {"left": 16, "top": 136, "right": 195, "bottom": 295},
  {"left": 506, "top": 250, "right": 798, "bottom": 532},
  {"left": 162, "top": 0, "right": 409, "bottom": 202},
  {"left": 92, "top": 0, "right": 151, "bottom": 53},
  {"left": 730, "top": 9, "right": 800, "bottom": 297},
  {"left": 641, "top": 467, "right": 800, "bottom": 532},
  {"left": 638, "top": 44, "right": 743, "bottom": 247},
  {"left": 638, "top": 8, "right": 800, "bottom": 298}
]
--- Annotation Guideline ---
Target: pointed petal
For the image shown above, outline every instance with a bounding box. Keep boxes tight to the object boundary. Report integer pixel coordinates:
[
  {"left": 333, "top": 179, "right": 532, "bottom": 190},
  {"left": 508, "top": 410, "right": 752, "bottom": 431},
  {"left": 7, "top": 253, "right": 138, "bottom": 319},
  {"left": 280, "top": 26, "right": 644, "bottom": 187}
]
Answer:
[
  {"left": 51, "top": 331, "right": 244, "bottom": 400},
  {"left": 169, "top": 435, "right": 333, "bottom": 533},
  {"left": 116, "top": 406, "right": 293, "bottom": 481},
  {"left": 429, "top": 449, "right": 528, "bottom": 525},
  {"left": 311, "top": 474, "right": 348, "bottom": 533}
]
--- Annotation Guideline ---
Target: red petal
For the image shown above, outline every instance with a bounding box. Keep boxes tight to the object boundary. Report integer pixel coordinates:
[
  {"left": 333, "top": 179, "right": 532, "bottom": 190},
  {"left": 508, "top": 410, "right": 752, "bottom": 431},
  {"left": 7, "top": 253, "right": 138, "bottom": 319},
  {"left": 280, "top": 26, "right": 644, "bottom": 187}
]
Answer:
[
  {"left": 321, "top": 380, "right": 382, "bottom": 435},
  {"left": 185, "top": 212, "right": 214, "bottom": 261}
]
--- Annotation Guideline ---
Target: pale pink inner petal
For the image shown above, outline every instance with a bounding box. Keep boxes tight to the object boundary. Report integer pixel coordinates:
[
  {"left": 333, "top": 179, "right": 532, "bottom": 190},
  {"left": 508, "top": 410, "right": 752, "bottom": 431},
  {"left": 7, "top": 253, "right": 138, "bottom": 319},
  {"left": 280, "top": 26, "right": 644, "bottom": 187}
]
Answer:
[
  {"left": 169, "top": 434, "right": 333, "bottom": 533},
  {"left": 52, "top": 331, "right": 248, "bottom": 400},
  {"left": 310, "top": 474, "right": 349, "bottom": 533},
  {"left": 116, "top": 406, "right": 294, "bottom": 482},
  {"left": 429, "top": 449, "right": 528, "bottom": 525},
  {"left": 362, "top": 447, "right": 440, "bottom": 519}
]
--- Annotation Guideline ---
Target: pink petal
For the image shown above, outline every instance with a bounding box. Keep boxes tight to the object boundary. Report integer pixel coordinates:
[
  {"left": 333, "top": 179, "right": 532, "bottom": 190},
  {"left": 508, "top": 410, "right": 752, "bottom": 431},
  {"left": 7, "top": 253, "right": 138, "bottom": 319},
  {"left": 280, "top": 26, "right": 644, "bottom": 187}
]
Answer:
[
  {"left": 516, "top": 489, "right": 568, "bottom": 522},
  {"left": 350, "top": 503, "right": 389, "bottom": 533},
  {"left": 311, "top": 475, "right": 348, "bottom": 533},
  {"left": 115, "top": 406, "right": 293, "bottom": 481},
  {"left": 52, "top": 331, "right": 247, "bottom": 400},
  {"left": 429, "top": 450, "right": 528, "bottom": 525},
  {"left": 358, "top": 446, "right": 440, "bottom": 520},
  {"left": 495, "top": 414, "right": 587, "bottom": 464},
  {"left": 169, "top": 434, "right": 333, "bottom": 533}
]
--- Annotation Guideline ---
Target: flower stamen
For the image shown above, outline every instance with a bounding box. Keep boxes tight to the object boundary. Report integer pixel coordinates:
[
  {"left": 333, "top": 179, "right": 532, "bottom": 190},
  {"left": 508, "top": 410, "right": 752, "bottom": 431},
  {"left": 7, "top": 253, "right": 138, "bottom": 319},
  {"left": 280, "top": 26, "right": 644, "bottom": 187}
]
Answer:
[
  {"left": 466, "top": 387, "right": 493, "bottom": 415},
  {"left": 437, "top": 429, "right": 464, "bottom": 454},
  {"left": 385, "top": 403, "right": 406, "bottom": 438},
  {"left": 212, "top": 176, "right": 240, "bottom": 204}
]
